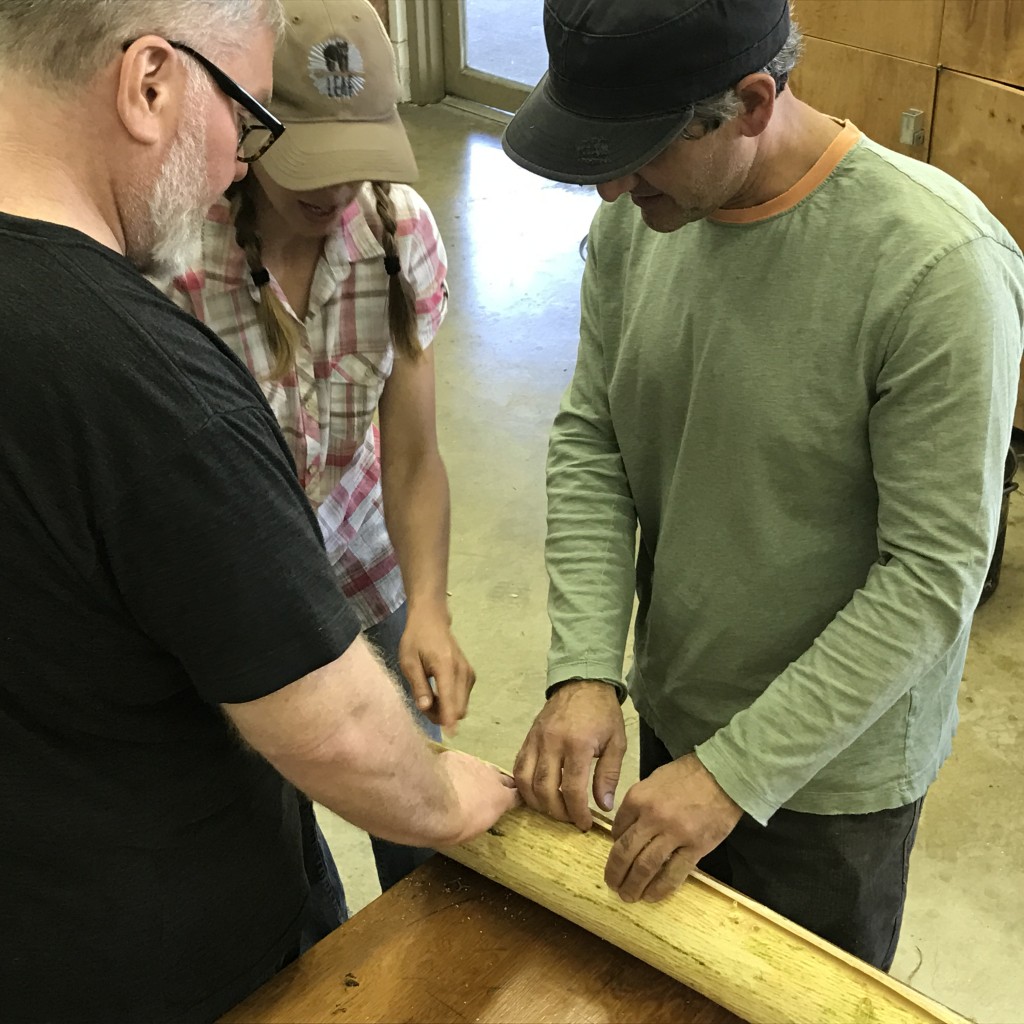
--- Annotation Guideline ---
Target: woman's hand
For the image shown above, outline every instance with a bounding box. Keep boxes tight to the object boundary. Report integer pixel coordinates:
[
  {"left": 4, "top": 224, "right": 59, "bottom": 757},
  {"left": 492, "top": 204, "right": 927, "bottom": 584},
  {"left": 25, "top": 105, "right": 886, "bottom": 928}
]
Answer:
[{"left": 399, "top": 605, "right": 476, "bottom": 734}]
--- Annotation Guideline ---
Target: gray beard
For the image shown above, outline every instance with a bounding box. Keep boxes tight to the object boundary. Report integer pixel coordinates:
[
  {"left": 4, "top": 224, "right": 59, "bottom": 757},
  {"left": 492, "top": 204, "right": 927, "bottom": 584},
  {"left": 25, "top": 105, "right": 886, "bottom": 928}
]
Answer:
[{"left": 124, "top": 108, "right": 210, "bottom": 279}]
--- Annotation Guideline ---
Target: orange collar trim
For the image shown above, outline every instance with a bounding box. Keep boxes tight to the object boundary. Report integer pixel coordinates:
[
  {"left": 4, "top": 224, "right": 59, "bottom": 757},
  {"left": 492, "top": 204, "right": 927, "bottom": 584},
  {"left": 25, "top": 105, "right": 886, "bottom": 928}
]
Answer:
[{"left": 710, "top": 121, "right": 862, "bottom": 225}]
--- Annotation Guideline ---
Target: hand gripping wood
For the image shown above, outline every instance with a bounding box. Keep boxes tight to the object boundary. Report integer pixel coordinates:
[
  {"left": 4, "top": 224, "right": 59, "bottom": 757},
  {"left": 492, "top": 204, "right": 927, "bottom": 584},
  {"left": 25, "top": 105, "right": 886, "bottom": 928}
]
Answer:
[{"left": 435, "top": 746, "right": 966, "bottom": 1024}]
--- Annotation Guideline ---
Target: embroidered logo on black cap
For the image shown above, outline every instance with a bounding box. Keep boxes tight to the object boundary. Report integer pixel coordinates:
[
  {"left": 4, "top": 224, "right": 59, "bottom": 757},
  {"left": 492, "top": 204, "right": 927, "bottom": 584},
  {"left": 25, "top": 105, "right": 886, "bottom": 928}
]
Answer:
[
  {"left": 576, "top": 137, "right": 610, "bottom": 165},
  {"left": 308, "top": 38, "right": 366, "bottom": 99}
]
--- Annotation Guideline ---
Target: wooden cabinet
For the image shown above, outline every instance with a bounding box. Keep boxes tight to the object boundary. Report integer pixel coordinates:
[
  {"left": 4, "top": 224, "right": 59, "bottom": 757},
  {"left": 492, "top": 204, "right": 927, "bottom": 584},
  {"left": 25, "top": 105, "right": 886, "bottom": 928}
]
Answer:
[
  {"left": 930, "top": 71, "right": 1024, "bottom": 242},
  {"left": 940, "top": 0, "right": 1024, "bottom": 87},
  {"left": 790, "top": 37, "right": 936, "bottom": 156},
  {"left": 794, "top": 0, "right": 944, "bottom": 63},
  {"left": 794, "top": 1, "right": 1024, "bottom": 430},
  {"left": 928, "top": 69, "right": 1024, "bottom": 430}
]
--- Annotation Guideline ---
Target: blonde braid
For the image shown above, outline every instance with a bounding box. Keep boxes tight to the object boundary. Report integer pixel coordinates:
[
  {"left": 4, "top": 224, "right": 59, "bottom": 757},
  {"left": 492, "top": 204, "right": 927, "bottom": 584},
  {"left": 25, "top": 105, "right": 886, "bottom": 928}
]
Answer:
[
  {"left": 227, "top": 179, "right": 302, "bottom": 382},
  {"left": 371, "top": 180, "right": 422, "bottom": 361}
]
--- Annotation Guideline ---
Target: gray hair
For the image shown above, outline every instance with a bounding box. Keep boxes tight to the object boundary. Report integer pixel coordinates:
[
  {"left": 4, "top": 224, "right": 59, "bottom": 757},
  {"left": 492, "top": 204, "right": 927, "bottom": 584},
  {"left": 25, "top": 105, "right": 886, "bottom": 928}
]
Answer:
[
  {"left": 688, "top": 21, "right": 804, "bottom": 132},
  {"left": 0, "top": 0, "right": 285, "bottom": 83}
]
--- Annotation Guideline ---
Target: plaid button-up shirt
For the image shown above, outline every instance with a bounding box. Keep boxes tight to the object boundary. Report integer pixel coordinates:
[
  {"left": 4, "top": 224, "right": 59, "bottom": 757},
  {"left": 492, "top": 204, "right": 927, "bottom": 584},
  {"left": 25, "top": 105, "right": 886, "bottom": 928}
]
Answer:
[{"left": 169, "top": 184, "right": 449, "bottom": 627}]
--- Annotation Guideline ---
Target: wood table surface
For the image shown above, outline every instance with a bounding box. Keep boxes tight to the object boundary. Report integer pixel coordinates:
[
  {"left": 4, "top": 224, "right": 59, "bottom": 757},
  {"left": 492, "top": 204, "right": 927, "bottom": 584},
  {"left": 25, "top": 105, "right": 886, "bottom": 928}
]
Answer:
[{"left": 221, "top": 856, "right": 744, "bottom": 1024}]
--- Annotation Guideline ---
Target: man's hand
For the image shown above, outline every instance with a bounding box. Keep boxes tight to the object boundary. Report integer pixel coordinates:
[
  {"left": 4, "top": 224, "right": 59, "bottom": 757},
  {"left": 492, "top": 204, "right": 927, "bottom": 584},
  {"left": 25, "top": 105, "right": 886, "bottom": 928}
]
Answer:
[
  {"left": 437, "top": 748, "right": 520, "bottom": 845},
  {"left": 399, "top": 607, "right": 476, "bottom": 735},
  {"left": 514, "top": 681, "right": 626, "bottom": 831},
  {"left": 604, "top": 753, "right": 742, "bottom": 903}
]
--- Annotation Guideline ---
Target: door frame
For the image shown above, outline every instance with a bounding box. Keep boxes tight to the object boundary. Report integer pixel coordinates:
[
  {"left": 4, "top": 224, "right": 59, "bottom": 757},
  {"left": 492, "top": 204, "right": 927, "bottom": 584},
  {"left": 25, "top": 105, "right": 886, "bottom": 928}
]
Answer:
[{"left": 406, "top": 0, "right": 533, "bottom": 111}]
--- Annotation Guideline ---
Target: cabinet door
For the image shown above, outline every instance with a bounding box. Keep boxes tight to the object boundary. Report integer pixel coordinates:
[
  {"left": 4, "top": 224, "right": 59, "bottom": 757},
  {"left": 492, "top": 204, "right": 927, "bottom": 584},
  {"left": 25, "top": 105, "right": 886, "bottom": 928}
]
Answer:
[
  {"left": 930, "top": 71, "right": 1024, "bottom": 243},
  {"left": 930, "top": 70, "right": 1024, "bottom": 431},
  {"left": 940, "top": 0, "right": 1024, "bottom": 89},
  {"left": 789, "top": 37, "right": 937, "bottom": 157},
  {"left": 796, "top": 0, "right": 944, "bottom": 64}
]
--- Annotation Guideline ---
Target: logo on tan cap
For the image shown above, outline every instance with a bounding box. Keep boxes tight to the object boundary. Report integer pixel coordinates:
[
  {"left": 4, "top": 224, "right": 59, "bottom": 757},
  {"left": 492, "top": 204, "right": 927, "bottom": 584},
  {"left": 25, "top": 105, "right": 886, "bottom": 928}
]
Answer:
[{"left": 307, "top": 37, "right": 365, "bottom": 99}]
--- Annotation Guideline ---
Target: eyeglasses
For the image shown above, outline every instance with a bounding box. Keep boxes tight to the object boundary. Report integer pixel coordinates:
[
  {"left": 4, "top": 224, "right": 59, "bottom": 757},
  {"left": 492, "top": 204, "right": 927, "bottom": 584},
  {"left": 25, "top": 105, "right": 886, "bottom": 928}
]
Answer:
[
  {"left": 121, "top": 38, "right": 285, "bottom": 162},
  {"left": 678, "top": 117, "right": 723, "bottom": 142},
  {"left": 678, "top": 66, "right": 784, "bottom": 143}
]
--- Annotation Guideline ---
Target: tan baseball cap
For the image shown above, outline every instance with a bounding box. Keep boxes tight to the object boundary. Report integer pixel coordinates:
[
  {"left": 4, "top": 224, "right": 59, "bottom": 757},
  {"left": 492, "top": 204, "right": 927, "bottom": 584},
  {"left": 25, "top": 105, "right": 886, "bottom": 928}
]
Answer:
[{"left": 257, "top": 0, "right": 419, "bottom": 191}]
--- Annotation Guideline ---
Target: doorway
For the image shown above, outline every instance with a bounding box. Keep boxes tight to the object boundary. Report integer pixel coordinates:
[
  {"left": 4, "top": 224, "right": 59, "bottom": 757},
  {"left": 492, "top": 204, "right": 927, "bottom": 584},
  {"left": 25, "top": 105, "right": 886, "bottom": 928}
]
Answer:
[{"left": 408, "top": 0, "right": 546, "bottom": 112}]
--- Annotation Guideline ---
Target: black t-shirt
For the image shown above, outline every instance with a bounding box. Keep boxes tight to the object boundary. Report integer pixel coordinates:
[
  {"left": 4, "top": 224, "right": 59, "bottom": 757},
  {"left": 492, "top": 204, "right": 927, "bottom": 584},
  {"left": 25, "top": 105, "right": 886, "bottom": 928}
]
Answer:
[{"left": 0, "top": 215, "right": 362, "bottom": 1022}]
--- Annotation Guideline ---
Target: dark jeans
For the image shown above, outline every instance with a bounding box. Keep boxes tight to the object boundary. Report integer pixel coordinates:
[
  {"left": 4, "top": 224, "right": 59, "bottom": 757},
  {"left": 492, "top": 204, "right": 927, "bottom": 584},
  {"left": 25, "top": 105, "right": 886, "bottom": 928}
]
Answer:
[
  {"left": 362, "top": 602, "right": 441, "bottom": 890},
  {"left": 297, "top": 794, "right": 349, "bottom": 954},
  {"left": 298, "top": 602, "right": 440, "bottom": 953},
  {"left": 639, "top": 719, "right": 922, "bottom": 971}
]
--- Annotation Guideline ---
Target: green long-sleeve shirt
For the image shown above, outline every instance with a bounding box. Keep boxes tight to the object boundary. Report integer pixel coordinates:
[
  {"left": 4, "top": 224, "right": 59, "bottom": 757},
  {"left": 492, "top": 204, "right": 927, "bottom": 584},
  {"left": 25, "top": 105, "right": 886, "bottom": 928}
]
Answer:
[{"left": 546, "top": 126, "right": 1024, "bottom": 823}]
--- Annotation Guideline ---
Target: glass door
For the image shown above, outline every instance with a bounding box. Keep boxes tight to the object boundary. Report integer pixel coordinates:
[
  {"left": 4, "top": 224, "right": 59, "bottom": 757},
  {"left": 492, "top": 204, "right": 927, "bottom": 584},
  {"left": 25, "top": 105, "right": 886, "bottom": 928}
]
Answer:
[{"left": 441, "top": 0, "right": 547, "bottom": 112}]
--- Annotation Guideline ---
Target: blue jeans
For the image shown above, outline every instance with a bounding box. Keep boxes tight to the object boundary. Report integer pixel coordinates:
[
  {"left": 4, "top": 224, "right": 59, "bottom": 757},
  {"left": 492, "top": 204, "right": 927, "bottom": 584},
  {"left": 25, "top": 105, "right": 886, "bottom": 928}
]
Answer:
[
  {"left": 297, "top": 794, "right": 349, "bottom": 953},
  {"left": 363, "top": 602, "right": 442, "bottom": 887},
  {"left": 299, "top": 602, "right": 441, "bottom": 952}
]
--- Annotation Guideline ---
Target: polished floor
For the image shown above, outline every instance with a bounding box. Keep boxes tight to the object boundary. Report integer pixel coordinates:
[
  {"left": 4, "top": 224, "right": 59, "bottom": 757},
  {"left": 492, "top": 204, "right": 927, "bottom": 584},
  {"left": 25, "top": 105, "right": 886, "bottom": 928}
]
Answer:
[{"left": 317, "top": 102, "right": 1024, "bottom": 1024}]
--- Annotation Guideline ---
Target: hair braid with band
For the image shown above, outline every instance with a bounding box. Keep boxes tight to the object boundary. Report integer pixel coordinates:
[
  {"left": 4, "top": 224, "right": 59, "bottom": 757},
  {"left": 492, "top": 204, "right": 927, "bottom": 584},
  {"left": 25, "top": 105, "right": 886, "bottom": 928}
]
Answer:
[
  {"left": 227, "top": 179, "right": 302, "bottom": 381},
  {"left": 371, "top": 180, "right": 422, "bottom": 361}
]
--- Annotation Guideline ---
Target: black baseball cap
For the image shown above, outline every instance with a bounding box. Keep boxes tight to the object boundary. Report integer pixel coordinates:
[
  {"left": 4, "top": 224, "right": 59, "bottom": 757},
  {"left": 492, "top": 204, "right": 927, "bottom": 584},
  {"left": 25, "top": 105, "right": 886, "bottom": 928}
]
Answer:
[{"left": 503, "top": 0, "right": 790, "bottom": 185}]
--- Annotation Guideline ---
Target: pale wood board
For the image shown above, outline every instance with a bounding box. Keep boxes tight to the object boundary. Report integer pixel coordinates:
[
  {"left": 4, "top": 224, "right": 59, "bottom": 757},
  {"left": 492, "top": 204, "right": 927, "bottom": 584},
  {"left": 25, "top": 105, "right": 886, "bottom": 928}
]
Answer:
[
  {"left": 443, "top": 802, "right": 968, "bottom": 1024},
  {"left": 928, "top": 67, "right": 1024, "bottom": 432},
  {"left": 795, "top": 1, "right": 945, "bottom": 65},
  {"left": 930, "top": 70, "right": 1024, "bottom": 247},
  {"left": 790, "top": 36, "right": 937, "bottom": 158},
  {"left": 939, "top": 0, "right": 1024, "bottom": 89}
]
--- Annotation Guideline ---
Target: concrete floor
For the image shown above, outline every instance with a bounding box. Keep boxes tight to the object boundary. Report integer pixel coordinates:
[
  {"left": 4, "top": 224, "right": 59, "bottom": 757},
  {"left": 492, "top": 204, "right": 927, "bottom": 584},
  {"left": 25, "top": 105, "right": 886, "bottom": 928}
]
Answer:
[{"left": 317, "top": 102, "right": 1024, "bottom": 1023}]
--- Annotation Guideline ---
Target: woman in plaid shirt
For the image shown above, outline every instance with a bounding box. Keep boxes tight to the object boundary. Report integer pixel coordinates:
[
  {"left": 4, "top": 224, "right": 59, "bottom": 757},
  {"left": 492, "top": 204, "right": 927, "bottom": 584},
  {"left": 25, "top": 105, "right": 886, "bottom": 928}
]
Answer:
[{"left": 167, "top": 0, "right": 470, "bottom": 925}]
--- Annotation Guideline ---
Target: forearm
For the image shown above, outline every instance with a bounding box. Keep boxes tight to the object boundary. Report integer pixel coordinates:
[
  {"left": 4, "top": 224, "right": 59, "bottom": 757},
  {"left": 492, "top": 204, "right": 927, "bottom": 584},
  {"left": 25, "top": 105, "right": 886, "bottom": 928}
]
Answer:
[
  {"left": 381, "top": 450, "right": 451, "bottom": 613},
  {"left": 546, "top": 403, "right": 637, "bottom": 694},
  {"left": 224, "top": 639, "right": 465, "bottom": 846},
  {"left": 696, "top": 554, "right": 979, "bottom": 824},
  {"left": 699, "top": 239, "right": 1022, "bottom": 823},
  {"left": 545, "top": 218, "right": 637, "bottom": 693}
]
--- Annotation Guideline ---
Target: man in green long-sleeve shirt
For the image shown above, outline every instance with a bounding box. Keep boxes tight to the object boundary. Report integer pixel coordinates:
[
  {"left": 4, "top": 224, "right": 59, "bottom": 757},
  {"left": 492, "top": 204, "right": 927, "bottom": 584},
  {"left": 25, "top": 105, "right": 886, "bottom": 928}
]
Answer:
[{"left": 503, "top": 0, "right": 1024, "bottom": 969}]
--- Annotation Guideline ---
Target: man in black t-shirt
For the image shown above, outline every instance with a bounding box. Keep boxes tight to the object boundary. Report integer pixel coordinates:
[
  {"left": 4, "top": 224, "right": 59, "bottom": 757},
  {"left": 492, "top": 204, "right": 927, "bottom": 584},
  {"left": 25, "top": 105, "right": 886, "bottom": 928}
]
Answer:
[{"left": 0, "top": 3, "right": 516, "bottom": 1021}]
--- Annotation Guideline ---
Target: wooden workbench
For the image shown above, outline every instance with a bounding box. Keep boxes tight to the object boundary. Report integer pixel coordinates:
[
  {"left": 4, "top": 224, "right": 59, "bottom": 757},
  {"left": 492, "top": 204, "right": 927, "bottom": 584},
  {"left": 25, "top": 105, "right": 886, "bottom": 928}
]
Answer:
[{"left": 221, "top": 856, "right": 743, "bottom": 1023}]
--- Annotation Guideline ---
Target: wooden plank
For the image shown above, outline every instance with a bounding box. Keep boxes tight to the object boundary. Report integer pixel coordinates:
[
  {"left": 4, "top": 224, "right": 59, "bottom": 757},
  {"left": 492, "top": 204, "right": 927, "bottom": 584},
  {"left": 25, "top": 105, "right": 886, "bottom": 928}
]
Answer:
[
  {"left": 789, "top": 37, "right": 937, "bottom": 158},
  {"left": 220, "top": 857, "right": 742, "bottom": 1023},
  {"left": 797, "top": 1, "right": 945, "bottom": 64},
  {"left": 940, "top": 0, "right": 1024, "bottom": 89},
  {"left": 930, "top": 70, "right": 1024, "bottom": 247},
  {"left": 930, "top": 65, "right": 1024, "bottom": 430},
  {"left": 443, "top": 804, "right": 968, "bottom": 1024}
]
